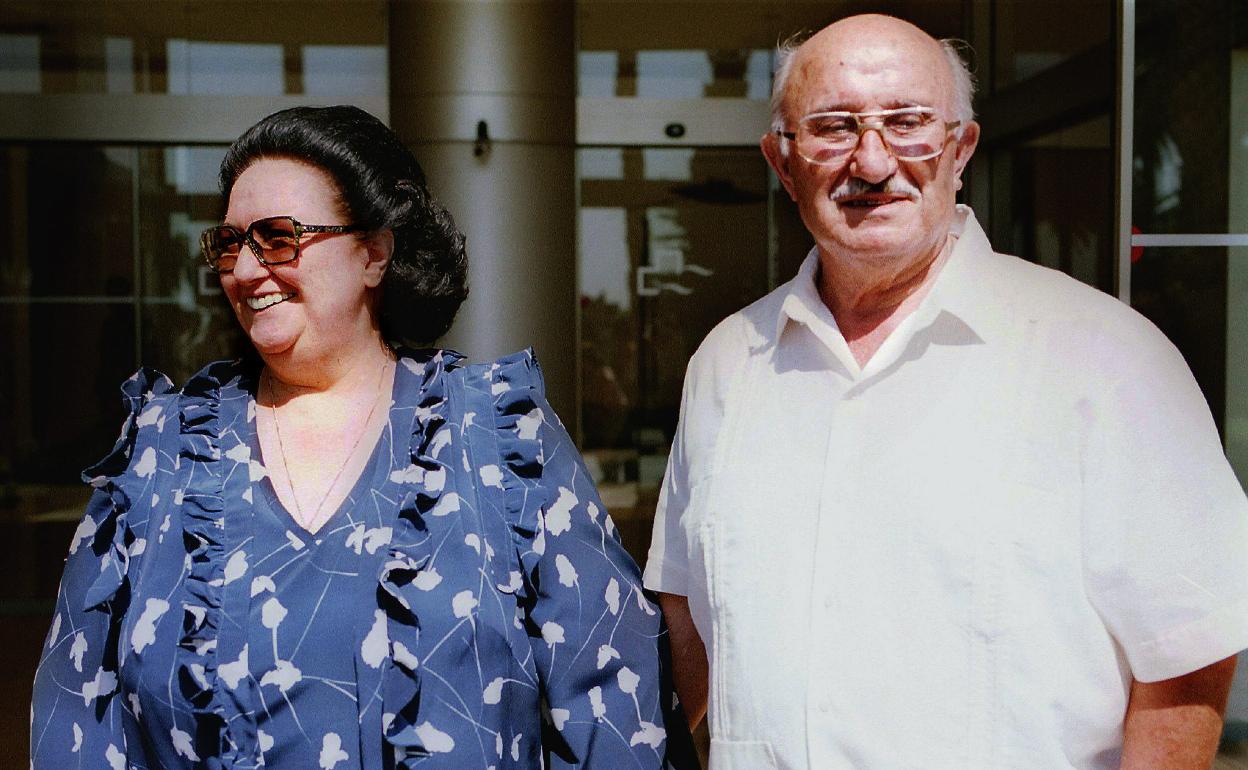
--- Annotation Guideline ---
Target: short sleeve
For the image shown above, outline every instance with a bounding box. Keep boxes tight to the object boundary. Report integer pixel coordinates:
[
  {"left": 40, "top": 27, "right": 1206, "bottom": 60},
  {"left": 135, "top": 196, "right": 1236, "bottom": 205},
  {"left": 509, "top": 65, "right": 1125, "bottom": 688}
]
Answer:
[
  {"left": 643, "top": 323, "right": 737, "bottom": 597},
  {"left": 644, "top": 373, "right": 696, "bottom": 596},
  {"left": 1082, "top": 327, "right": 1248, "bottom": 682}
]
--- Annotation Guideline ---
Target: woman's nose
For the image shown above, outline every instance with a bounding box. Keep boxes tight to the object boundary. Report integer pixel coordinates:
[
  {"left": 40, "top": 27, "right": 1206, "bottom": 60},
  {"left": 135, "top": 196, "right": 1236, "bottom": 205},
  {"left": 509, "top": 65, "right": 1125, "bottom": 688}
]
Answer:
[{"left": 230, "top": 241, "right": 271, "bottom": 282}]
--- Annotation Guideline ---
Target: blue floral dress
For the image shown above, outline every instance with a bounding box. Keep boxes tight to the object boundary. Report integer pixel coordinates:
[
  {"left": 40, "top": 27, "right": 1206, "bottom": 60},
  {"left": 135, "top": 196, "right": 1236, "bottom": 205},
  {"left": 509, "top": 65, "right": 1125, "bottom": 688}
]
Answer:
[{"left": 30, "top": 349, "right": 698, "bottom": 769}]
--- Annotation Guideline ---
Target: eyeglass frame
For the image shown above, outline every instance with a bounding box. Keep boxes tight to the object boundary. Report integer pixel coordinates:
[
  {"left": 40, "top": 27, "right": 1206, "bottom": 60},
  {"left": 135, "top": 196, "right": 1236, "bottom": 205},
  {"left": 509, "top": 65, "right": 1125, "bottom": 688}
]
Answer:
[
  {"left": 199, "top": 215, "right": 363, "bottom": 273},
  {"left": 776, "top": 106, "right": 963, "bottom": 165}
]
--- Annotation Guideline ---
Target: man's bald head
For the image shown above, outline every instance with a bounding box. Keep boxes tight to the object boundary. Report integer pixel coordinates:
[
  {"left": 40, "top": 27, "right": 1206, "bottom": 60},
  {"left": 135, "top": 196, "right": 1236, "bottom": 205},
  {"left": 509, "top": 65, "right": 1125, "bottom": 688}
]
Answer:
[{"left": 769, "top": 14, "right": 975, "bottom": 135}]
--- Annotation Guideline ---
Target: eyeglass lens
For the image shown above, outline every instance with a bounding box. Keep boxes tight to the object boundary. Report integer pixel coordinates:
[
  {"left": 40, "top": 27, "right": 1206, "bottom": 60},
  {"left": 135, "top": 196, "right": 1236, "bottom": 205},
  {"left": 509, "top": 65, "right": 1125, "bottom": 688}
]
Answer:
[{"left": 798, "top": 111, "right": 946, "bottom": 163}]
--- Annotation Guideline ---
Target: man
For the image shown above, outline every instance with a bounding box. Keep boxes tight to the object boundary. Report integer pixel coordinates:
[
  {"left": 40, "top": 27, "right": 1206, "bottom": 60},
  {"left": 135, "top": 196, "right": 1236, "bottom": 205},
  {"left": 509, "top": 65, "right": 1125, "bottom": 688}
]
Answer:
[{"left": 644, "top": 14, "right": 1248, "bottom": 770}]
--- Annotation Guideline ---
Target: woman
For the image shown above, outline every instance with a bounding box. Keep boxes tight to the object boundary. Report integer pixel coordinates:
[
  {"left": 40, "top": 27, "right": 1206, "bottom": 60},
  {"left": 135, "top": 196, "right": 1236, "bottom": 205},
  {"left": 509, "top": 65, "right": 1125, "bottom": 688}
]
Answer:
[{"left": 31, "top": 105, "right": 696, "bottom": 769}]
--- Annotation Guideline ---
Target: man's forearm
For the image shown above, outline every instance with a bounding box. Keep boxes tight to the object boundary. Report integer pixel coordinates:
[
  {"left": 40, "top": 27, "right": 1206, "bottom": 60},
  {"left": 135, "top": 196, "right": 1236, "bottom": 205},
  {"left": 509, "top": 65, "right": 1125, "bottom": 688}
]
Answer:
[
  {"left": 1120, "top": 655, "right": 1237, "bottom": 770},
  {"left": 658, "top": 592, "right": 709, "bottom": 729}
]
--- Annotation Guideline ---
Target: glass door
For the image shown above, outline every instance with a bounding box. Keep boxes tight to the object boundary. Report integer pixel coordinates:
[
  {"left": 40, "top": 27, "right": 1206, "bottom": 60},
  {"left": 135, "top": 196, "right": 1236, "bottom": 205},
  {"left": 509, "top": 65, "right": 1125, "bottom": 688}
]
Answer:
[
  {"left": 1119, "top": 0, "right": 1248, "bottom": 738},
  {"left": 576, "top": 146, "right": 792, "bottom": 561}
]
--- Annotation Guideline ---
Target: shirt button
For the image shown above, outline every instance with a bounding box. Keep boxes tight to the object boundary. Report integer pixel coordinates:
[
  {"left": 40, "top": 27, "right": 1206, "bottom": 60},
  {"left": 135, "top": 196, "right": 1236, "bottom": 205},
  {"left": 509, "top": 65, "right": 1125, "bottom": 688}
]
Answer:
[
  {"left": 822, "top": 595, "right": 833, "bottom": 610},
  {"left": 817, "top": 699, "right": 832, "bottom": 713}
]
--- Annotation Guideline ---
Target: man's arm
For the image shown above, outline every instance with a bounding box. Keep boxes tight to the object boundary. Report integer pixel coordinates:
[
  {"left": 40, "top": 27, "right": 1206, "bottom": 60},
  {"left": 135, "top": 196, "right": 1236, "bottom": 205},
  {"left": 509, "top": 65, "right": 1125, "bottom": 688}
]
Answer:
[
  {"left": 658, "top": 592, "right": 709, "bottom": 730},
  {"left": 1120, "top": 654, "right": 1238, "bottom": 770}
]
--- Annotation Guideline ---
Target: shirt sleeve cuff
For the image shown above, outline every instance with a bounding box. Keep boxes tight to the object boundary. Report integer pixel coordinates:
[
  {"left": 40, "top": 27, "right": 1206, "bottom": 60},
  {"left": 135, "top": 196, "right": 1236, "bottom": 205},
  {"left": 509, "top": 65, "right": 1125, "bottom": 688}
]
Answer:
[
  {"left": 1128, "top": 595, "right": 1248, "bottom": 682},
  {"left": 643, "top": 558, "right": 691, "bottom": 597}
]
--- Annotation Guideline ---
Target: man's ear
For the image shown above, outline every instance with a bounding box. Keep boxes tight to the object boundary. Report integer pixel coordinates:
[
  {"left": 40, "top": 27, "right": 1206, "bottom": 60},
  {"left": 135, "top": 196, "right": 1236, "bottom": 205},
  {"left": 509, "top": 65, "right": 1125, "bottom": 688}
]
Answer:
[
  {"left": 363, "top": 229, "right": 394, "bottom": 289},
  {"left": 761, "top": 132, "right": 799, "bottom": 202},
  {"left": 952, "top": 120, "right": 980, "bottom": 179}
]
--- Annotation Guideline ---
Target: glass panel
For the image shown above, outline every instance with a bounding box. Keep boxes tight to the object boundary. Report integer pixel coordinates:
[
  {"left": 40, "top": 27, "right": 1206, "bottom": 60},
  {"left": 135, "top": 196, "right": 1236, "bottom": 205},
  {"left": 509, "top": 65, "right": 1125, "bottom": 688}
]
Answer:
[
  {"left": 988, "top": 115, "right": 1115, "bottom": 293},
  {"left": 166, "top": 39, "right": 285, "bottom": 95},
  {"left": 137, "top": 146, "right": 248, "bottom": 384},
  {"left": 1131, "top": 245, "right": 1229, "bottom": 430},
  {"left": 104, "top": 36, "right": 134, "bottom": 94},
  {"left": 0, "top": 145, "right": 136, "bottom": 298},
  {"left": 577, "top": 147, "right": 772, "bottom": 562},
  {"left": 303, "top": 44, "right": 388, "bottom": 97},
  {"left": 1129, "top": 246, "right": 1248, "bottom": 741},
  {"left": 0, "top": 302, "right": 138, "bottom": 487},
  {"left": 0, "top": 141, "right": 246, "bottom": 613},
  {"left": 0, "top": 33, "right": 40, "bottom": 93},
  {"left": 990, "top": 1, "right": 1111, "bottom": 90},
  {"left": 0, "top": 0, "right": 386, "bottom": 95},
  {"left": 1131, "top": 0, "right": 1246, "bottom": 234},
  {"left": 576, "top": 2, "right": 963, "bottom": 101}
]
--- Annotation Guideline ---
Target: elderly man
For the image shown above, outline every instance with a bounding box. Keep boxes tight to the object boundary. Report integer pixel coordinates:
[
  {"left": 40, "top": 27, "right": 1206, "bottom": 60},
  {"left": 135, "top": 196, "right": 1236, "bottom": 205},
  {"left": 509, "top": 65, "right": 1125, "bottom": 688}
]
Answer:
[{"left": 644, "top": 14, "right": 1248, "bottom": 770}]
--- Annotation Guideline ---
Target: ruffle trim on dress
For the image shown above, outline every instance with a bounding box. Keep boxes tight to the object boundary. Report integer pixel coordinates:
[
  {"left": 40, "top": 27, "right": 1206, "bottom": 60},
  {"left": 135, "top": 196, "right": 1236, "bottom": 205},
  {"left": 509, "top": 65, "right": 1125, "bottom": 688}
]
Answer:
[
  {"left": 174, "top": 359, "right": 254, "bottom": 767},
  {"left": 378, "top": 349, "right": 464, "bottom": 765},
  {"left": 80, "top": 367, "right": 176, "bottom": 611},
  {"left": 490, "top": 349, "right": 555, "bottom": 585}
]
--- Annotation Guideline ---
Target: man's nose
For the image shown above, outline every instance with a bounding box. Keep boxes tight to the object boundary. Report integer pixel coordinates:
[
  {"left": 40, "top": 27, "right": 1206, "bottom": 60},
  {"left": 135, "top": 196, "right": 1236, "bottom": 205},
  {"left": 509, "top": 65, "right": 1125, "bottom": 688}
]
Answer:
[{"left": 847, "top": 129, "right": 897, "bottom": 184}]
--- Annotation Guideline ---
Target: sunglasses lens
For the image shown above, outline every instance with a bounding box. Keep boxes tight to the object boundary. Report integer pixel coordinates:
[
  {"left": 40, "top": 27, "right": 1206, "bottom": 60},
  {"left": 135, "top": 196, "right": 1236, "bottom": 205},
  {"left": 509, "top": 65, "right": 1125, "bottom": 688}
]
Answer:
[
  {"left": 201, "top": 226, "right": 242, "bottom": 271},
  {"left": 251, "top": 217, "right": 300, "bottom": 264}
]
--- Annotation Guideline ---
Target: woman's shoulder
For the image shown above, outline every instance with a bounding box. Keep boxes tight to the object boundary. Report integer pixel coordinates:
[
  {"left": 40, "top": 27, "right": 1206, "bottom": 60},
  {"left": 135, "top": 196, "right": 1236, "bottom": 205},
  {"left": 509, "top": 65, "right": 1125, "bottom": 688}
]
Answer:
[
  {"left": 396, "top": 347, "right": 546, "bottom": 400},
  {"left": 460, "top": 348, "right": 545, "bottom": 398},
  {"left": 85, "top": 359, "right": 253, "bottom": 481}
]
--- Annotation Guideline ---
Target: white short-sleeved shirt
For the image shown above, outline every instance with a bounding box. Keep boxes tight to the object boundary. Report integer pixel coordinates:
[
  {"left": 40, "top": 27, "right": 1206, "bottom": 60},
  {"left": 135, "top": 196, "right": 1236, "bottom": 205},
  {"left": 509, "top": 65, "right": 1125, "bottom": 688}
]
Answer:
[{"left": 644, "top": 206, "right": 1248, "bottom": 770}]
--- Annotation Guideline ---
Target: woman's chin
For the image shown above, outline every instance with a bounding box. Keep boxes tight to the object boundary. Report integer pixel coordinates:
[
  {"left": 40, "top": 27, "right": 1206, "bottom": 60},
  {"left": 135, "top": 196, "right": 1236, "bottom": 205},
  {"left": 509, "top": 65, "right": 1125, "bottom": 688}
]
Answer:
[{"left": 244, "top": 327, "right": 299, "bottom": 358}]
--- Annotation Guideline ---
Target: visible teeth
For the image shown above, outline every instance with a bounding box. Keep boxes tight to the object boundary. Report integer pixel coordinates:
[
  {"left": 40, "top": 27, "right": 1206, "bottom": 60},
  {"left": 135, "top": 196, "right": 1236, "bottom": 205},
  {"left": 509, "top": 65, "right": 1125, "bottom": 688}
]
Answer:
[{"left": 246, "top": 293, "right": 294, "bottom": 310}]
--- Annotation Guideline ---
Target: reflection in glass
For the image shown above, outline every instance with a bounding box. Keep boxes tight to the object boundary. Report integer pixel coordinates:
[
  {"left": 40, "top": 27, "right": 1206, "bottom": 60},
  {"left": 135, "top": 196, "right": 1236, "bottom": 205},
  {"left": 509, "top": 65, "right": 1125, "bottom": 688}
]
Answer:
[
  {"left": 636, "top": 50, "right": 713, "bottom": 98},
  {"left": 104, "top": 36, "right": 134, "bottom": 94},
  {"left": 577, "top": 148, "right": 771, "bottom": 561},
  {"left": 166, "top": 39, "right": 284, "bottom": 95},
  {"left": 990, "top": 0, "right": 1110, "bottom": 90},
  {"left": 1132, "top": 0, "right": 1243, "bottom": 234},
  {"left": 0, "top": 33, "right": 39, "bottom": 93},
  {"left": 1, "top": 303, "right": 138, "bottom": 484},
  {"left": 303, "top": 45, "right": 387, "bottom": 97},
  {"left": 0, "top": 145, "right": 136, "bottom": 298},
  {"left": 578, "top": 51, "right": 619, "bottom": 97},
  {"left": 0, "top": 141, "right": 246, "bottom": 622},
  {"left": 0, "top": 1, "right": 387, "bottom": 95}
]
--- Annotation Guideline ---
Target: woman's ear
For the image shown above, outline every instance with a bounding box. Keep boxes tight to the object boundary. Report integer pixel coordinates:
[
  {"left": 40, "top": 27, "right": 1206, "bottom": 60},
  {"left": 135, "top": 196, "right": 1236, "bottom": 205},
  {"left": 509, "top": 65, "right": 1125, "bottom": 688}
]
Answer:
[{"left": 363, "top": 229, "right": 394, "bottom": 288}]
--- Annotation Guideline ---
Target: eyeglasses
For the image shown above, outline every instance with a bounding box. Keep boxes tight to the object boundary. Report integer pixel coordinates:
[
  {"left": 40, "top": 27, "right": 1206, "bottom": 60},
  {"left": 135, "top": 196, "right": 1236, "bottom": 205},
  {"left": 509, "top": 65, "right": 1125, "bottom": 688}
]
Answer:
[
  {"left": 777, "top": 107, "right": 961, "bottom": 166},
  {"left": 199, "top": 216, "right": 362, "bottom": 273}
]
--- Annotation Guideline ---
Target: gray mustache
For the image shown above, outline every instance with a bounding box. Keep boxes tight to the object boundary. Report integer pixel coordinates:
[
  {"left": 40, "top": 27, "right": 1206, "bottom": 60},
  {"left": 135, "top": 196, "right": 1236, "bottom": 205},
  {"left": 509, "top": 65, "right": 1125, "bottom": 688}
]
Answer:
[{"left": 830, "top": 177, "right": 921, "bottom": 201}]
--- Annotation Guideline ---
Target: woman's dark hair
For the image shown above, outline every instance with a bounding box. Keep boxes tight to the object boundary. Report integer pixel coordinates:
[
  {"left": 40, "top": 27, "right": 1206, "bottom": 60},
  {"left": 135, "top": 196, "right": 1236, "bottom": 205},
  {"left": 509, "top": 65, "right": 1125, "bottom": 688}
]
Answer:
[{"left": 219, "top": 105, "right": 468, "bottom": 346}]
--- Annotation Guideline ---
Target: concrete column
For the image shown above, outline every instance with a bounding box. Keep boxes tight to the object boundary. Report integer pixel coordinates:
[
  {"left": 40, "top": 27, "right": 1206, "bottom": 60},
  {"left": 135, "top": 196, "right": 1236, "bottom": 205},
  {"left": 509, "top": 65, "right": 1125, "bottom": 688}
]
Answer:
[{"left": 388, "top": 0, "right": 577, "bottom": 421}]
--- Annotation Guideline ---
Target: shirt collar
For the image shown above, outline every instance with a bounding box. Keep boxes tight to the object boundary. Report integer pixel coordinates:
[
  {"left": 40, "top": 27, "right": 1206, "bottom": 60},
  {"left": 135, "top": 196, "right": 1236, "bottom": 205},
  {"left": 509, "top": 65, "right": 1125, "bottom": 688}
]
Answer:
[
  {"left": 776, "top": 205, "right": 1002, "bottom": 347},
  {"left": 916, "top": 205, "right": 1001, "bottom": 342}
]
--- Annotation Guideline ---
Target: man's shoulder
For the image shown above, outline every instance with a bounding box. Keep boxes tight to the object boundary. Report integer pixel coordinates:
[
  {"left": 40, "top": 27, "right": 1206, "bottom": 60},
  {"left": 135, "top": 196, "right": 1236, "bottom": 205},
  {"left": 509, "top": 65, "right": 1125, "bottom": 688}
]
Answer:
[
  {"left": 985, "top": 250, "right": 1180, "bottom": 372},
  {"left": 688, "top": 280, "right": 790, "bottom": 374}
]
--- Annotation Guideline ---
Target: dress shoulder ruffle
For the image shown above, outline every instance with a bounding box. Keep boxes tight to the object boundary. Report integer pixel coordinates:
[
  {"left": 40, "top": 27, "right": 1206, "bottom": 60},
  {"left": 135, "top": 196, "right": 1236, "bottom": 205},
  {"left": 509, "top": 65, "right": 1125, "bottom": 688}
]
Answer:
[{"left": 79, "top": 367, "right": 176, "bottom": 610}]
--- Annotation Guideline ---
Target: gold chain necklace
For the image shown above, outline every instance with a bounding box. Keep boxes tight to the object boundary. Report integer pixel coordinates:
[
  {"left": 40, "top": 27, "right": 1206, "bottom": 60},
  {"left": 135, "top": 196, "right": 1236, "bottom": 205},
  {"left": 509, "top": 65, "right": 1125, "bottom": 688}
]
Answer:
[{"left": 265, "top": 358, "right": 390, "bottom": 531}]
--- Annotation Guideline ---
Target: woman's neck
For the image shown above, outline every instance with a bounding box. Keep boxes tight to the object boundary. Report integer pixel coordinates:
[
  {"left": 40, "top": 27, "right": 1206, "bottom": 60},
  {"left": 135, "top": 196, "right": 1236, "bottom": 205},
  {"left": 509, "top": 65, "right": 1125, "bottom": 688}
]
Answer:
[{"left": 261, "top": 336, "right": 395, "bottom": 398}]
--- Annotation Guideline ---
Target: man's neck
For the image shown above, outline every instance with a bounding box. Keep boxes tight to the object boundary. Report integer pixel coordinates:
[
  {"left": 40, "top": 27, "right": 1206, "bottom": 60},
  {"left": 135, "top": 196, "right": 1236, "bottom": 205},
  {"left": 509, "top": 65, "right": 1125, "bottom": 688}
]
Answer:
[{"left": 817, "top": 234, "right": 955, "bottom": 367}]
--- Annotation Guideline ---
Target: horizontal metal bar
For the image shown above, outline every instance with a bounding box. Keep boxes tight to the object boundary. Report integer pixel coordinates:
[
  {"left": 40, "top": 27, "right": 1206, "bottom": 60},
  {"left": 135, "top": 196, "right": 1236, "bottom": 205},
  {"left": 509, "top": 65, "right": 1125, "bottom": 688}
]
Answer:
[
  {"left": 577, "top": 97, "right": 769, "bottom": 146},
  {"left": 1131, "top": 233, "right": 1248, "bottom": 247},
  {"left": 0, "top": 94, "right": 388, "bottom": 143}
]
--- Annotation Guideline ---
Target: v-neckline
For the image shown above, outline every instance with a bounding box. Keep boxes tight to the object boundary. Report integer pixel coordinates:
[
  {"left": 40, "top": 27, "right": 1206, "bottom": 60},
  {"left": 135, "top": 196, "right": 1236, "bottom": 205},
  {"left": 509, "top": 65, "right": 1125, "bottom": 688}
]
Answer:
[
  {"left": 251, "top": 368, "right": 402, "bottom": 539},
  {"left": 256, "top": 430, "right": 389, "bottom": 543}
]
